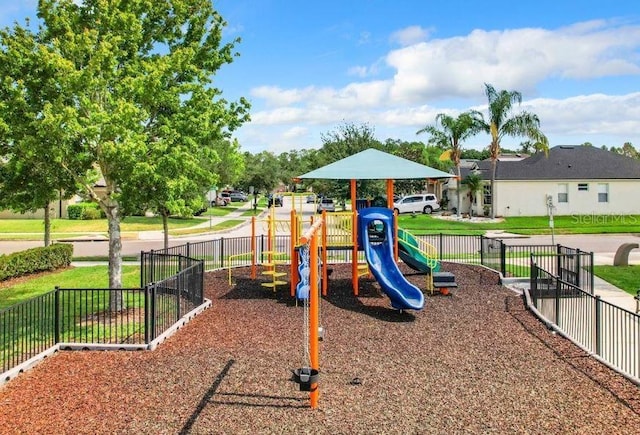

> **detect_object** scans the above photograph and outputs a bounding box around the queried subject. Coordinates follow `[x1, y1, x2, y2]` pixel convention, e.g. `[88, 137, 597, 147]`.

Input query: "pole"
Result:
[309, 226, 320, 408]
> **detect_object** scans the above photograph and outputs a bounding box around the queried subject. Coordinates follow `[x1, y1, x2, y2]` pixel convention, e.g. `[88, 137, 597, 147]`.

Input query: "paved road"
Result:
[1, 202, 639, 265]
[0, 196, 320, 257]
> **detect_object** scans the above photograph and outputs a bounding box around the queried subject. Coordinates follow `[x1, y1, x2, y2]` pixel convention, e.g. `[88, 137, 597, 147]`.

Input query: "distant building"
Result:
[444, 145, 640, 216]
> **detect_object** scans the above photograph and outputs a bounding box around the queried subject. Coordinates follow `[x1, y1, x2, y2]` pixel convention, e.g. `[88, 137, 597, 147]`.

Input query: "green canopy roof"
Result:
[298, 148, 454, 180]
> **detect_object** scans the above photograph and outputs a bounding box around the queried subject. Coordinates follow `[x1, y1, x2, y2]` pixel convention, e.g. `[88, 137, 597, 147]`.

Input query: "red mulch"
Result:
[0, 263, 639, 434]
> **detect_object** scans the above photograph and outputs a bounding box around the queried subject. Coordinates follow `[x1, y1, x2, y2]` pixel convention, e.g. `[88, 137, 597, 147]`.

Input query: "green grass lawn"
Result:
[593, 265, 640, 296]
[0, 266, 140, 309]
[399, 214, 640, 235]
[0, 216, 205, 234]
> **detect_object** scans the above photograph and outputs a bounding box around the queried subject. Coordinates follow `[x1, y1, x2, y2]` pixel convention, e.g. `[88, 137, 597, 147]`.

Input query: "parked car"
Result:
[306, 194, 316, 203]
[317, 198, 336, 213]
[393, 194, 440, 214]
[268, 194, 283, 207]
[229, 191, 248, 202]
[218, 192, 231, 205]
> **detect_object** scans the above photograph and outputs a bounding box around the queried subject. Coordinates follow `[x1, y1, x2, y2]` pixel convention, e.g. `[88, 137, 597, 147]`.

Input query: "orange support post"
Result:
[290, 210, 297, 297]
[321, 211, 328, 296]
[387, 179, 399, 262]
[350, 179, 359, 296]
[309, 224, 320, 408]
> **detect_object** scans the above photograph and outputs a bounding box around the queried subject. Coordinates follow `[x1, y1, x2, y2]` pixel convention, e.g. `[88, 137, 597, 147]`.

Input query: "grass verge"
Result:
[0, 265, 140, 309]
[593, 265, 640, 296]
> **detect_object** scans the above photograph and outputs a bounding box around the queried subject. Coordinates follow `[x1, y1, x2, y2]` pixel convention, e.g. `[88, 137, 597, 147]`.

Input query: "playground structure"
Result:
[227, 199, 453, 309]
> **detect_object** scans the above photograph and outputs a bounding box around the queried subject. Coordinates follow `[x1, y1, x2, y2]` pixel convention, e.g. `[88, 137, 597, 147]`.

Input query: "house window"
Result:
[483, 185, 492, 205]
[558, 183, 568, 203]
[577, 183, 589, 191]
[598, 183, 609, 203]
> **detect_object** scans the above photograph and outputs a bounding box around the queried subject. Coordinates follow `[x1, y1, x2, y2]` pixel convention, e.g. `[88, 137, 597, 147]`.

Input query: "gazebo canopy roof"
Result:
[298, 148, 454, 180]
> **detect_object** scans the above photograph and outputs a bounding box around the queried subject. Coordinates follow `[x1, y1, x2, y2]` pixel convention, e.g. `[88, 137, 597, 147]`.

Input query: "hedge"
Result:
[0, 243, 74, 282]
[67, 202, 103, 220]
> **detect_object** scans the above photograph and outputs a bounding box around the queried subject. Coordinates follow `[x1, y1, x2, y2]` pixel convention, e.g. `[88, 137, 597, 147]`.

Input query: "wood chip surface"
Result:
[1, 263, 639, 434]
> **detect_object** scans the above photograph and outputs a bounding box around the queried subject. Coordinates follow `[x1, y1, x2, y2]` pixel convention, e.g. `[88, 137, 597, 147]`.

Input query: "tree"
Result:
[461, 173, 483, 216]
[480, 83, 548, 218]
[4, 1, 250, 303]
[417, 111, 484, 216]
[316, 123, 382, 200]
[238, 151, 281, 195]
[618, 142, 639, 159]
[0, 23, 80, 246]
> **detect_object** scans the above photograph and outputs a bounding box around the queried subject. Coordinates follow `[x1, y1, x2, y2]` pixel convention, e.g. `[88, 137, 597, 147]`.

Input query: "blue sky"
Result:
[2, 1, 639, 154]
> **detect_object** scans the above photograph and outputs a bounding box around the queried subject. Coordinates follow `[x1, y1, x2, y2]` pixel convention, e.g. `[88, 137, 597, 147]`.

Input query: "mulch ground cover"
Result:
[1, 262, 639, 434]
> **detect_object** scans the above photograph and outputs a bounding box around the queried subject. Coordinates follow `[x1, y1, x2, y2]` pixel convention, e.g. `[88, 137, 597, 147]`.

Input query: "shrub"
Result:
[67, 202, 102, 220]
[0, 244, 74, 281]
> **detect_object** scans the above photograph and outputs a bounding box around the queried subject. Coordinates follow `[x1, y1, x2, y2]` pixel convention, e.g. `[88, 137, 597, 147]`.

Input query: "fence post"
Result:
[480, 235, 484, 266]
[439, 233, 443, 261]
[595, 295, 602, 356]
[220, 238, 225, 269]
[54, 286, 60, 344]
[140, 251, 145, 287]
[576, 249, 581, 288]
[529, 256, 536, 303]
[199, 262, 204, 304]
[500, 241, 506, 276]
[176, 267, 182, 321]
[150, 283, 157, 341]
[555, 275, 561, 327]
[590, 252, 595, 295]
[150, 250, 155, 284]
[144, 284, 150, 344]
[186, 242, 191, 259]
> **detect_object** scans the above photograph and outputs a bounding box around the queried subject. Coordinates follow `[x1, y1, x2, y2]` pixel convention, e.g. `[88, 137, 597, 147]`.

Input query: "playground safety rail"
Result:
[528, 255, 640, 385]
[1, 253, 206, 383]
[2, 232, 597, 384]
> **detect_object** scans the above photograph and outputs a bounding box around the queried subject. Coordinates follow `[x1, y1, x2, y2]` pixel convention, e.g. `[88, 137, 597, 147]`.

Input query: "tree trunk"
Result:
[105, 202, 124, 311]
[455, 164, 462, 217]
[162, 209, 169, 250]
[490, 160, 497, 219]
[43, 201, 51, 247]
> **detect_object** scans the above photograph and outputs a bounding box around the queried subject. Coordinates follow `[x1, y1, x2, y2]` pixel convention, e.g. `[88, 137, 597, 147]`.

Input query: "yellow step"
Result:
[261, 281, 287, 288]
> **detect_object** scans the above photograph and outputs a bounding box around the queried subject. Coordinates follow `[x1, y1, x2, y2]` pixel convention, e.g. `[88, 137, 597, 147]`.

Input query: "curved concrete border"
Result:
[613, 243, 639, 266]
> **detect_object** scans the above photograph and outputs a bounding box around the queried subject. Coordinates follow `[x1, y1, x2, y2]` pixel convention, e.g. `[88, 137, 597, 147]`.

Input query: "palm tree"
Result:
[461, 172, 483, 216]
[481, 83, 549, 218]
[417, 111, 484, 216]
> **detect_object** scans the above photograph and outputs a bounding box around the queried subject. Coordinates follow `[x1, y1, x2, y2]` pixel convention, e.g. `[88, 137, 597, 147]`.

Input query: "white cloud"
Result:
[390, 25, 431, 46]
[526, 93, 640, 137]
[240, 20, 640, 151]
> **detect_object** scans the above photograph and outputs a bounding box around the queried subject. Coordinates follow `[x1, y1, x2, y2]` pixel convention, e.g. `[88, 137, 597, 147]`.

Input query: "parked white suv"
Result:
[393, 194, 440, 214]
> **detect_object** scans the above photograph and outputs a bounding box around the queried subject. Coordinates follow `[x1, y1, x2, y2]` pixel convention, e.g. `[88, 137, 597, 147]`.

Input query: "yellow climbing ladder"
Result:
[261, 251, 288, 292]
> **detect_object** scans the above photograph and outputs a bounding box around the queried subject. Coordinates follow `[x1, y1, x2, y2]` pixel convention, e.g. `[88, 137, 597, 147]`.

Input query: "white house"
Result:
[445, 145, 640, 217]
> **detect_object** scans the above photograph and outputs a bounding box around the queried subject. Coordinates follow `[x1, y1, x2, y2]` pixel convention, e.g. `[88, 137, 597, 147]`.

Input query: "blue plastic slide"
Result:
[357, 207, 424, 311]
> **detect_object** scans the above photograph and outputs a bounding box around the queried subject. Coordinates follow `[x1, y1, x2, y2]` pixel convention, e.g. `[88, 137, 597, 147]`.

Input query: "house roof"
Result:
[496, 145, 640, 180]
[298, 148, 454, 180]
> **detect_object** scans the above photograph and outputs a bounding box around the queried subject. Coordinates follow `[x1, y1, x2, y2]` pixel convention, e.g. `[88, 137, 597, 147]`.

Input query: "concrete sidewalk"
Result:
[137, 201, 264, 240]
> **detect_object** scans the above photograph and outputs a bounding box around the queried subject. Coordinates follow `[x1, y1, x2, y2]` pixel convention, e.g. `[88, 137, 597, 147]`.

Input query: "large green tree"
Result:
[0, 24, 80, 246]
[315, 123, 383, 200]
[417, 111, 484, 216]
[238, 151, 281, 195]
[481, 83, 548, 218]
[2, 1, 250, 299]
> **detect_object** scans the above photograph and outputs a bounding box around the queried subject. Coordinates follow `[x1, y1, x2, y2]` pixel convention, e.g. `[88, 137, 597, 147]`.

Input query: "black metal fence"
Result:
[529, 256, 640, 382]
[2, 232, 599, 380]
[1, 254, 204, 377]
[409, 235, 593, 292]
